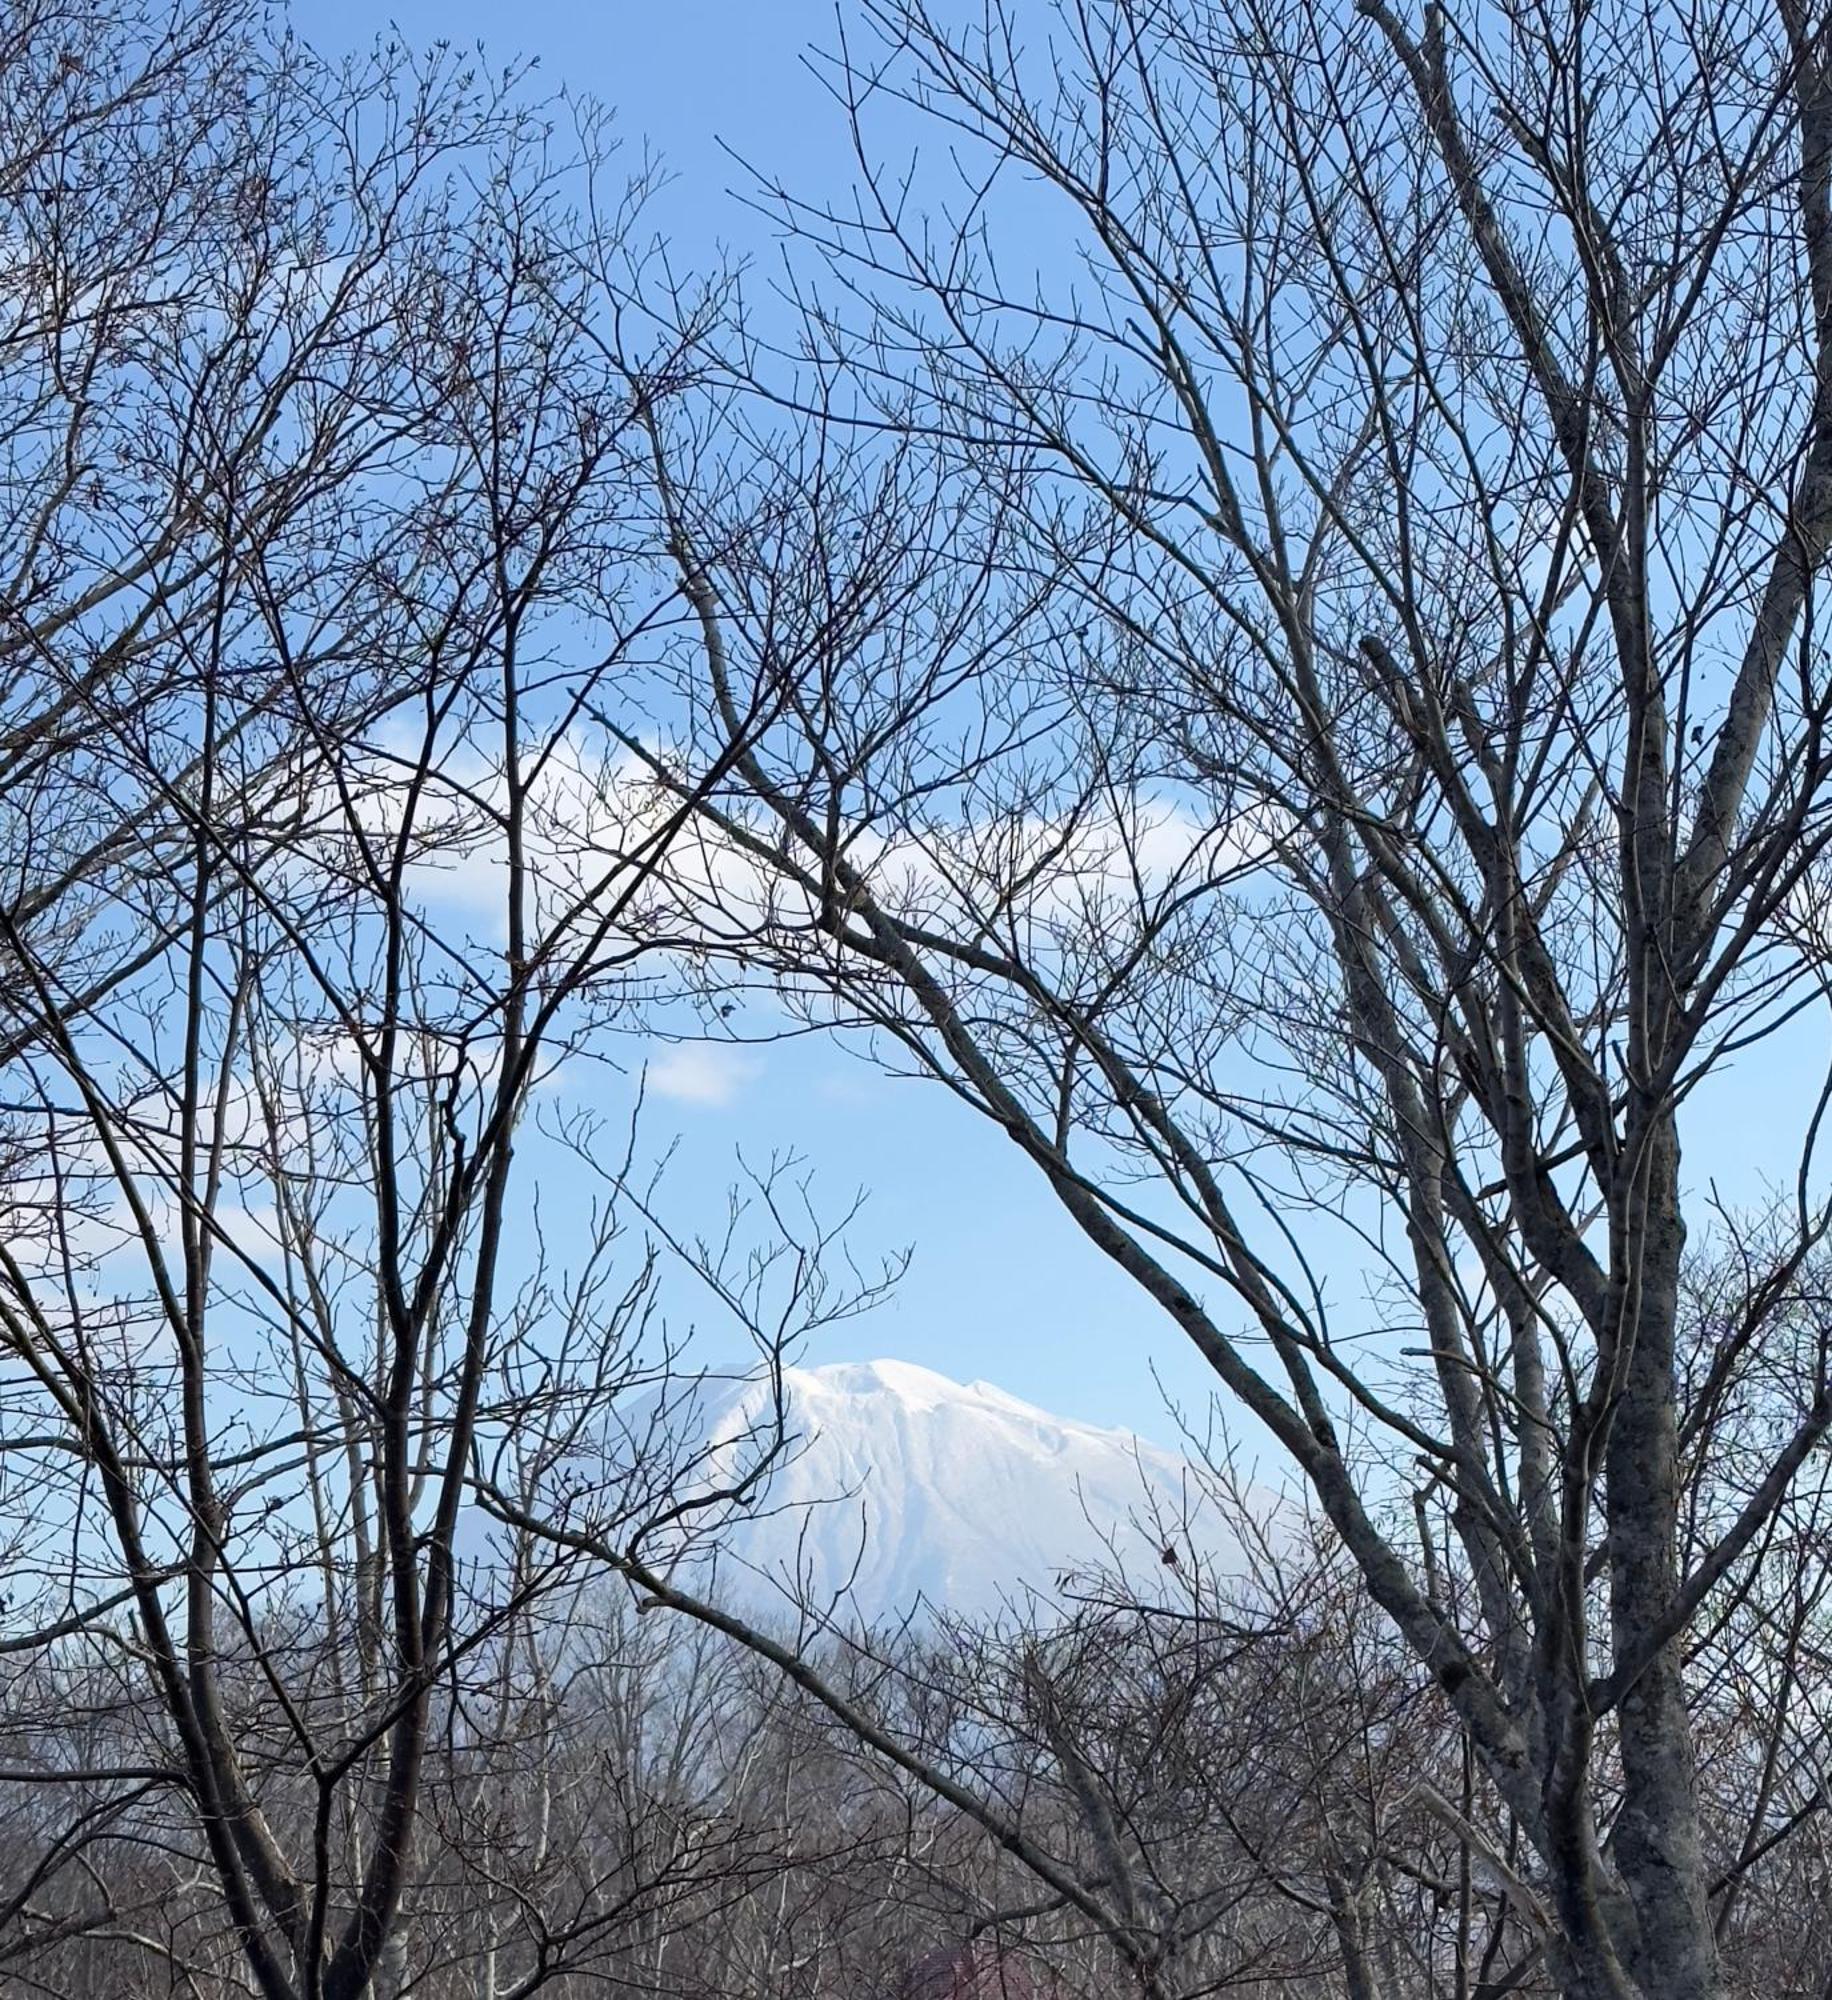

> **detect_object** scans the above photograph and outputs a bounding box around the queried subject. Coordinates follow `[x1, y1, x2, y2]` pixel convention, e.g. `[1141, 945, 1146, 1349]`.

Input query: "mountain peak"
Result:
[675, 1355, 1228, 1623]
[794, 1356, 964, 1408]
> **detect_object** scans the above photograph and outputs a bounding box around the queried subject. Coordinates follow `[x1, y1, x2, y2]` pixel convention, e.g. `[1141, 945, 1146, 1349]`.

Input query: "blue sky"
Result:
[295, 0, 1830, 1459]
[315, 0, 857, 229]
[285, 0, 1233, 1451]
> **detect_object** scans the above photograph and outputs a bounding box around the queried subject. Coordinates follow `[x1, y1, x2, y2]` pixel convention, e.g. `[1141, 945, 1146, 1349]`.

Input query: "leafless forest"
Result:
[5, 0, 1832, 1994]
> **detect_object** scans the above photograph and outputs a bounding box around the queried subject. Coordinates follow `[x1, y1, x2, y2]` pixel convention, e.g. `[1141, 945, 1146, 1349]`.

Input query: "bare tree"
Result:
[15, 4, 1832, 1997]
[582, 1, 1832, 1993]
[0, 5, 867, 1994]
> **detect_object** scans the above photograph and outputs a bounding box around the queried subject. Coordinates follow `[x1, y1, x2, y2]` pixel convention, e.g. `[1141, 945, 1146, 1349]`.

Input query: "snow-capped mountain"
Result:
[662, 1357, 1242, 1623]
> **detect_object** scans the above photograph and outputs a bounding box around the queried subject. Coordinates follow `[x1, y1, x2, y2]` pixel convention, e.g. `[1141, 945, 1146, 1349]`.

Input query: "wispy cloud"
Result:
[645, 1044, 761, 1108]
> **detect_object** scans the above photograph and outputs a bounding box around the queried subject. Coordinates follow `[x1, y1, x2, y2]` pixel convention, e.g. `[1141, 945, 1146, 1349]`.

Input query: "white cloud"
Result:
[645, 1044, 761, 1109]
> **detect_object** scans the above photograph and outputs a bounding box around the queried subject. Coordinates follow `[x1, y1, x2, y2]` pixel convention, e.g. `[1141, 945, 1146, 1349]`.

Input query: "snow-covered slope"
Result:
[662, 1357, 1236, 1623]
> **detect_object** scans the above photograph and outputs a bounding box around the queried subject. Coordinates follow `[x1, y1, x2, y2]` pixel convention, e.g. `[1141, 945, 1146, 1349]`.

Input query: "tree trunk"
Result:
[1606, 1120, 1719, 2000]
